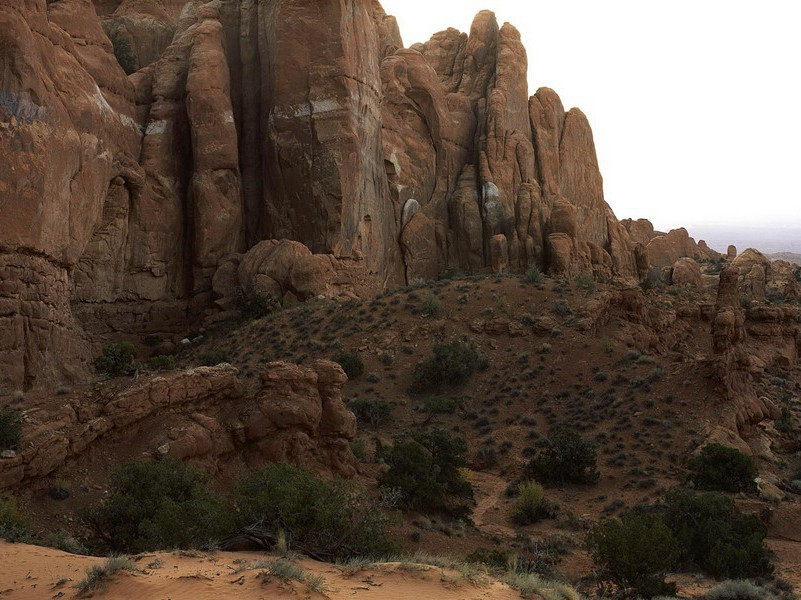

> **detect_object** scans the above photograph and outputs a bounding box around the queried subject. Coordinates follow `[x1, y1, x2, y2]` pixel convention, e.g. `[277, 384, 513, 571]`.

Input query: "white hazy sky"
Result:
[380, 0, 801, 233]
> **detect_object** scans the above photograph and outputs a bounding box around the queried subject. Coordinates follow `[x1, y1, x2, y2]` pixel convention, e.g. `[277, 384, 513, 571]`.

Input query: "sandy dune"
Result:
[0, 541, 523, 599]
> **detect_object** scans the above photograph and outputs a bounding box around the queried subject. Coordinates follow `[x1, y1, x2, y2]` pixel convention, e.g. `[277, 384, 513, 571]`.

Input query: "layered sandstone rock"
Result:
[1, 0, 652, 389]
[0, 360, 357, 489]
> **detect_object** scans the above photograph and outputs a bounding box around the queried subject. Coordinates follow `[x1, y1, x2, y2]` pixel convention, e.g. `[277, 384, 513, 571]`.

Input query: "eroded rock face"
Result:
[2, 0, 651, 389]
[0, 360, 357, 489]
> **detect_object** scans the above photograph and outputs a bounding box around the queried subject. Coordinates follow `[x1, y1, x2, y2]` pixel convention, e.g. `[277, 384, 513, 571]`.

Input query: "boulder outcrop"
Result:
[0, 360, 357, 489]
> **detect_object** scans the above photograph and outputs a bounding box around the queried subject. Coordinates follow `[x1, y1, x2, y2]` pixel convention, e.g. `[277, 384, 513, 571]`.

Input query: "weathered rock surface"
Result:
[0, 360, 357, 489]
[0, 0, 721, 389]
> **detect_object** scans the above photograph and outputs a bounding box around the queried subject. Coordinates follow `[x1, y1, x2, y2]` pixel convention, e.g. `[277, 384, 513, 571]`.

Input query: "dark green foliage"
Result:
[466, 547, 514, 570]
[586, 511, 679, 598]
[509, 481, 553, 525]
[349, 397, 393, 427]
[94, 341, 137, 376]
[147, 355, 176, 372]
[421, 396, 458, 416]
[379, 428, 472, 515]
[688, 444, 758, 493]
[526, 428, 599, 485]
[109, 30, 137, 75]
[660, 489, 772, 578]
[333, 351, 364, 379]
[86, 459, 232, 553]
[0, 494, 30, 542]
[243, 294, 281, 319]
[522, 266, 543, 285]
[410, 341, 486, 393]
[198, 349, 229, 366]
[0, 405, 22, 450]
[234, 463, 397, 560]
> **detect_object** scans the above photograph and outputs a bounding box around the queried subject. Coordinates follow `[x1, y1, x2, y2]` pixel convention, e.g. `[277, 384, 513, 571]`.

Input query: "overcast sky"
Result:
[380, 0, 801, 233]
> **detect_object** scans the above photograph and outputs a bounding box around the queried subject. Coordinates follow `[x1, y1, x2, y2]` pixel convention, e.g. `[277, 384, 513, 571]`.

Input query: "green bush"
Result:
[86, 458, 231, 553]
[198, 349, 229, 366]
[660, 489, 772, 579]
[243, 293, 281, 319]
[0, 405, 22, 450]
[410, 341, 486, 393]
[522, 266, 543, 285]
[349, 397, 393, 427]
[421, 295, 444, 318]
[94, 341, 137, 376]
[704, 580, 773, 600]
[0, 494, 30, 542]
[586, 511, 679, 598]
[526, 428, 599, 485]
[333, 351, 364, 379]
[509, 481, 550, 525]
[234, 463, 397, 560]
[379, 428, 472, 515]
[421, 396, 458, 417]
[688, 444, 758, 493]
[147, 355, 176, 372]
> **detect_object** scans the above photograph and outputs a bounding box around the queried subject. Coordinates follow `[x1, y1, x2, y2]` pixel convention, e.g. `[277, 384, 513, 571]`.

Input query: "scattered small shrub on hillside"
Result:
[94, 341, 137, 376]
[688, 444, 758, 493]
[704, 580, 773, 600]
[198, 349, 229, 366]
[465, 547, 514, 571]
[349, 397, 393, 427]
[146, 355, 176, 372]
[332, 351, 364, 379]
[410, 341, 487, 393]
[575, 272, 595, 291]
[76, 556, 136, 596]
[379, 428, 472, 515]
[235, 463, 397, 560]
[421, 396, 458, 419]
[522, 266, 543, 285]
[509, 481, 552, 525]
[660, 489, 773, 578]
[243, 293, 281, 319]
[526, 428, 599, 485]
[586, 511, 679, 598]
[0, 405, 22, 450]
[0, 494, 30, 542]
[421, 295, 444, 318]
[350, 438, 367, 461]
[86, 458, 232, 553]
[553, 299, 572, 317]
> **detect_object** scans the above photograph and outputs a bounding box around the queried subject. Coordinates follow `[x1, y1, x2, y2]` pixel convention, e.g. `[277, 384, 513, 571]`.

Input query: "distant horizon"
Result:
[645, 222, 801, 256]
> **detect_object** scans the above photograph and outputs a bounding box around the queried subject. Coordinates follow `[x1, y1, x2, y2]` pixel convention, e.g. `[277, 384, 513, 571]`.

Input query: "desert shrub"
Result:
[509, 481, 551, 525]
[379, 428, 472, 515]
[243, 293, 281, 319]
[688, 444, 758, 493]
[522, 266, 543, 285]
[704, 580, 773, 600]
[146, 355, 176, 372]
[76, 556, 136, 596]
[0, 405, 22, 450]
[410, 341, 486, 393]
[421, 295, 444, 318]
[198, 349, 229, 366]
[86, 458, 232, 553]
[332, 351, 364, 379]
[94, 341, 137, 376]
[234, 463, 397, 560]
[349, 397, 393, 427]
[421, 396, 458, 417]
[586, 511, 679, 598]
[350, 438, 367, 461]
[660, 489, 772, 578]
[575, 272, 595, 291]
[0, 494, 30, 542]
[466, 547, 514, 570]
[553, 299, 572, 316]
[526, 428, 599, 485]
